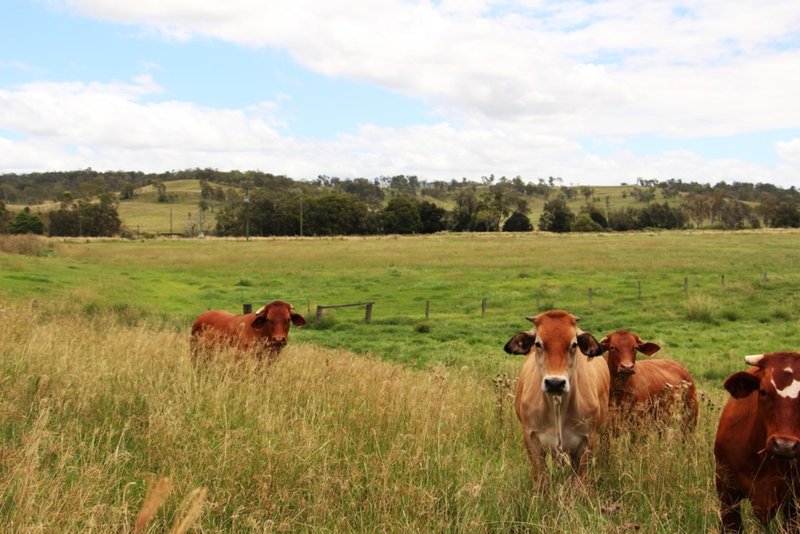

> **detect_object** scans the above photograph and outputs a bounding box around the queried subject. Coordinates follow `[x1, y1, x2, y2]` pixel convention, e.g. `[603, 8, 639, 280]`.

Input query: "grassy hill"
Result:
[116, 179, 219, 236]
[8, 179, 683, 235]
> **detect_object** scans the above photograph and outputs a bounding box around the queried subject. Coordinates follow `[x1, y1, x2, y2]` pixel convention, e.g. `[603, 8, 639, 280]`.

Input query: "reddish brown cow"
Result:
[191, 300, 306, 359]
[598, 329, 698, 429]
[715, 352, 800, 533]
[504, 310, 609, 478]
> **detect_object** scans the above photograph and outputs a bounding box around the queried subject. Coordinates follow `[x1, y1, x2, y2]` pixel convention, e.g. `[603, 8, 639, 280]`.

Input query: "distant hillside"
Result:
[2, 169, 798, 235]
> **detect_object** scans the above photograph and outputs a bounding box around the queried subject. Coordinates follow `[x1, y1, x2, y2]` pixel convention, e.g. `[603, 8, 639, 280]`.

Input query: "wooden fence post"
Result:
[588, 287, 593, 305]
[637, 280, 642, 300]
[365, 302, 373, 323]
[316, 305, 324, 322]
[243, 303, 252, 314]
[481, 298, 488, 317]
[425, 300, 430, 320]
[684, 277, 688, 294]
[721, 274, 725, 287]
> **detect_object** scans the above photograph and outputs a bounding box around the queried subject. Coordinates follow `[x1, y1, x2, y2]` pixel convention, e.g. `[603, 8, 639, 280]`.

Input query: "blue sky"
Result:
[1, 0, 799, 186]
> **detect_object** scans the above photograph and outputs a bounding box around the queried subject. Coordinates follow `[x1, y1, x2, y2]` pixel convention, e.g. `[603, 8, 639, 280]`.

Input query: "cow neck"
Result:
[552, 394, 565, 453]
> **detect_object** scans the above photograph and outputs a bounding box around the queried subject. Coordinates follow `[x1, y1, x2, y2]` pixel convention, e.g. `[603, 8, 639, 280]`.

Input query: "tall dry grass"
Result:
[0, 305, 752, 532]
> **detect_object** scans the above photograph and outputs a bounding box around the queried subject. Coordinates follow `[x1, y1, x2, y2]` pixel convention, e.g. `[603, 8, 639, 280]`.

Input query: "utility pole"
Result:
[244, 182, 251, 241]
[299, 195, 303, 237]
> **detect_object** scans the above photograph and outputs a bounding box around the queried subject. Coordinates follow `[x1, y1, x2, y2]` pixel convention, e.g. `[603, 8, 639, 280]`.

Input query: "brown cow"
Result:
[504, 310, 609, 478]
[191, 300, 306, 359]
[715, 352, 800, 533]
[598, 329, 698, 429]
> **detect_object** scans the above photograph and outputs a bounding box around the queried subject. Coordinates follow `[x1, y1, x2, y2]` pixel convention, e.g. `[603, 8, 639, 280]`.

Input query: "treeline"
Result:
[0, 193, 121, 237]
[1, 169, 799, 237]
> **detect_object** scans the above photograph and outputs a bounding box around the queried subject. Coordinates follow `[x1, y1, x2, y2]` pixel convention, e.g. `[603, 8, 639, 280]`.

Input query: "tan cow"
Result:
[599, 329, 698, 429]
[504, 310, 609, 478]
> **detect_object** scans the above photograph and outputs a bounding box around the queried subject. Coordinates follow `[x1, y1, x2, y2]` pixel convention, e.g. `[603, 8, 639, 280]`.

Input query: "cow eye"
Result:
[571, 341, 578, 350]
[759, 389, 767, 397]
[534, 340, 543, 350]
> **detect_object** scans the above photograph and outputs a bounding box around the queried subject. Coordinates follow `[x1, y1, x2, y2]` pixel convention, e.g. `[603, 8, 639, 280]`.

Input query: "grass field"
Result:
[1, 230, 799, 531]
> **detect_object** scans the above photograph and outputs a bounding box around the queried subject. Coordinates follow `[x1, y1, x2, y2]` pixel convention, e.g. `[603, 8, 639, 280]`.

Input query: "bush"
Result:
[571, 214, 604, 232]
[502, 211, 533, 232]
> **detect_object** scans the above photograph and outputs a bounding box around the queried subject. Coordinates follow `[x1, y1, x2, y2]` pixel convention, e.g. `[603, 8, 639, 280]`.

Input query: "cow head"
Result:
[504, 310, 603, 396]
[251, 300, 306, 350]
[598, 330, 660, 376]
[725, 352, 800, 459]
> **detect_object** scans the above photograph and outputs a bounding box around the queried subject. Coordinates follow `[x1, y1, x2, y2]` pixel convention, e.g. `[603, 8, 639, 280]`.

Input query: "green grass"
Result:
[0, 306, 733, 531]
[2, 230, 799, 378]
[1, 231, 798, 530]
[116, 179, 217, 235]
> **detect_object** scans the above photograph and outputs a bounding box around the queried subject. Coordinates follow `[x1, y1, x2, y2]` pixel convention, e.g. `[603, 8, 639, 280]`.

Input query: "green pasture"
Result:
[2, 231, 799, 531]
[1, 230, 799, 380]
[116, 179, 217, 235]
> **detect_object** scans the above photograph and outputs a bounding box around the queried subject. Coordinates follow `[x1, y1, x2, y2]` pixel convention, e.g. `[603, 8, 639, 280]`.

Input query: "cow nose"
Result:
[618, 363, 635, 375]
[543, 377, 567, 395]
[270, 335, 287, 344]
[769, 437, 800, 458]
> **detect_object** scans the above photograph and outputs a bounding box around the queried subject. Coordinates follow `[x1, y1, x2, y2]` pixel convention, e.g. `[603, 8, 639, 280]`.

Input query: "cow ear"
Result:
[637, 341, 661, 356]
[724, 372, 761, 399]
[577, 332, 604, 357]
[251, 315, 267, 328]
[291, 313, 306, 327]
[504, 332, 535, 355]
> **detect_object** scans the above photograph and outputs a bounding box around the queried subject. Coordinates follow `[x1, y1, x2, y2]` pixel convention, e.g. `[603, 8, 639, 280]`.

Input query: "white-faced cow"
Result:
[191, 300, 306, 360]
[715, 352, 800, 533]
[503, 310, 609, 478]
[599, 329, 698, 429]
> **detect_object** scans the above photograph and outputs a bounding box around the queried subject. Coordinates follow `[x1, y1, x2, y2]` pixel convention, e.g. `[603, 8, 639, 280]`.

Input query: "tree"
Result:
[768, 203, 800, 228]
[48, 194, 122, 236]
[502, 211, 533, 232]
[538, 197, 574, 233]
[305, 193, 372, 235]
[418, 201, 447, 234]
[9, 207, 45, 235]
[381, 196, 421, 234]
[637, 202, 686, 229]
[450, 187, 481, 231]
[571, 213, 604, 232]
[719, 200, 752, 229]
[0, 201, 10, 233]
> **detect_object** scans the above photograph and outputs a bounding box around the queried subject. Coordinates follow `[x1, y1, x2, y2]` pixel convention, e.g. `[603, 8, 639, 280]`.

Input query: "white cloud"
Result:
[777, 139, 800, 164]
[59, 0, 800, 137]
[4, 0, 796, 185]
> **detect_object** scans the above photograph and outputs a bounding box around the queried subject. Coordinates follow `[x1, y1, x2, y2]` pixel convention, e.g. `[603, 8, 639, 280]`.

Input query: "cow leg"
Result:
[785, 497, 800, 534]
[716, 485, 743, 534]
[570, 437, 590, 476]
[522, 431, 546, 488]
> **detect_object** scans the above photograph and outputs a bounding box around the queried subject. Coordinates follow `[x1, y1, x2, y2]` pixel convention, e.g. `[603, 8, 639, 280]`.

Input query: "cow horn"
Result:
[255, 305, 266, 315]
[525, 315, 536, 323]
[744, 354, 765, 366]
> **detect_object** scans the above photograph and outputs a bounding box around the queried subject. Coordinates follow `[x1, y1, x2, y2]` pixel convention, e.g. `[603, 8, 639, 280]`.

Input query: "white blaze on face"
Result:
[772, 377, 800, 399]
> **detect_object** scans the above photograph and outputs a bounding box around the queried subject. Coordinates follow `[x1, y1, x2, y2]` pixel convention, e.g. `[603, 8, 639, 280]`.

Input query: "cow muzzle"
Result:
[542, 376, 569, 396]
[617, 363, 635, 375]
[268, 337, 287, 349]
[768, 436, 800, 458]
